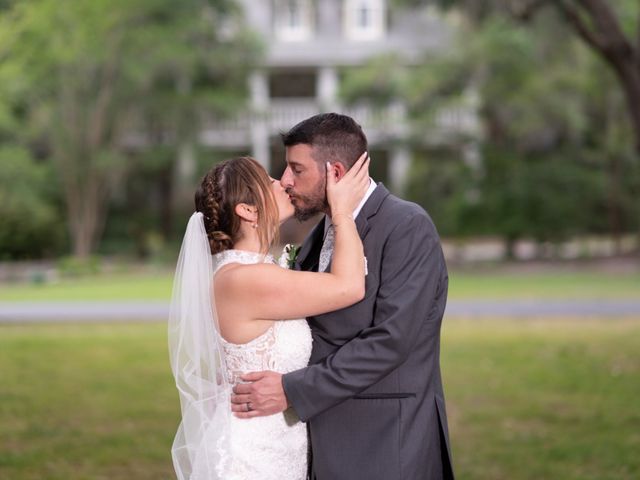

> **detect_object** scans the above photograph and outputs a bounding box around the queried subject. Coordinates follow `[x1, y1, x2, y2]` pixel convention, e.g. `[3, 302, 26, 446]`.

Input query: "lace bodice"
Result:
[211, 249, 312, 480]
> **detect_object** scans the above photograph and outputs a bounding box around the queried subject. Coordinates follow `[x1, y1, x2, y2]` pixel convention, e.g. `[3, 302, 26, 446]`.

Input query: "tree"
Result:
[0, 146, 63, 259]
[0, 0, 259, 258]
[379, 2, 639, 254]
[413, 0, 640, 156]
[512, 0, 640, 156]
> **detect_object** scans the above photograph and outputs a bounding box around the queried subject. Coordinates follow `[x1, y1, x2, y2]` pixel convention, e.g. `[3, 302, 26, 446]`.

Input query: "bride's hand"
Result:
[326, 152, 370, 218]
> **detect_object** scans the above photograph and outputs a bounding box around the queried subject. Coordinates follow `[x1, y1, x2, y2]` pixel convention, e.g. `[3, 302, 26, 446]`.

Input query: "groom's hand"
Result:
[231, 371, 288, 418]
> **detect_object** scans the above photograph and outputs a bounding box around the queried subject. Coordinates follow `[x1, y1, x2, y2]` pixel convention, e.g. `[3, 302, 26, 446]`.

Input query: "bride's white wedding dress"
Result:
[169, 214, 312, 480]
[213, 249, 312, 480]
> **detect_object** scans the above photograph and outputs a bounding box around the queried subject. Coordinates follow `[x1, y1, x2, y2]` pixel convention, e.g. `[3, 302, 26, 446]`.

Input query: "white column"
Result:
[176, 75, 196, 190]
[390, 146, 411, 194]
[317, 66, 339, 112]
[177, 142, 196, 182]
[174, 141, 196, 210]
[249, 70, 270, 172]
[250, 69, 269, 110]
[389, 101, 411, 194]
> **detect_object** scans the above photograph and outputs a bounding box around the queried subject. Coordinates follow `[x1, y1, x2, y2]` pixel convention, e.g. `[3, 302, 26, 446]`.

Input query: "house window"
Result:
[269, 71, 316, 98]
[357, 4, 370, 28]
[345, 0, 385, 41]
[275, 0, 313, 41]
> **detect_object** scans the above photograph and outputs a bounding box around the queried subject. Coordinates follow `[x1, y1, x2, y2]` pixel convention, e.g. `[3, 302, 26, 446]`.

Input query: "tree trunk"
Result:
[67, 185, 103, 259]
[60, 150, 109, 260]
[510, 0, 640, 155]
[607, 153, 622, 254]
[614, 64, 640, 156]
[505, 236, 517, 260]
[555, 0, 640, 155]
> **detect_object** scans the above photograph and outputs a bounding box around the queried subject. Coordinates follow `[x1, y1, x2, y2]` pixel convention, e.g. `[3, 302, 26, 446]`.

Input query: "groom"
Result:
[232, 113, 454, 479]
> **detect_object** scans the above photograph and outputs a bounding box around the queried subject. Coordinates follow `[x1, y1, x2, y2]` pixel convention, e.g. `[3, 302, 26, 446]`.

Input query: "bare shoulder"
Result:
[214, 262, 284, 294]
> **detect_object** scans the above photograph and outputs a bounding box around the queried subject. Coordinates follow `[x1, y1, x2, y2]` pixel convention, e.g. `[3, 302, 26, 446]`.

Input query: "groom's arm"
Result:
[282, 209, 445, 422]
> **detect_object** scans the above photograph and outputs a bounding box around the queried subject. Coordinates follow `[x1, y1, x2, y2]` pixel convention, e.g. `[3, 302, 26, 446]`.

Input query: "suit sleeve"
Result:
[282, 211, 445, 421]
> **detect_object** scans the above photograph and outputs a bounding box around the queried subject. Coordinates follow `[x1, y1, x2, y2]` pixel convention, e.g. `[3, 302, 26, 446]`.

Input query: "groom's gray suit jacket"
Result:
[283, 184, 454, 480]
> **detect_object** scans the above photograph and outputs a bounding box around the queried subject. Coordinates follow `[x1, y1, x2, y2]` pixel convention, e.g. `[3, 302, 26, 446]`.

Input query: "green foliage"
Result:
[475, 147, 607, 242]
[56, 255, 102, 277]
[615, 0, 640, 38]
[407, 146, 609, 245]
[340, 54, 409, 107]
[396, 8, 640, 244]
[0, 146, 64, 259]
[406, 147, 473, 236]
[0, 0, 261, 258]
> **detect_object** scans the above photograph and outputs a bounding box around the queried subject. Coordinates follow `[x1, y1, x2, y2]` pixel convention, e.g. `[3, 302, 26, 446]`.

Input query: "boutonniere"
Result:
[279, 243, 301, 269]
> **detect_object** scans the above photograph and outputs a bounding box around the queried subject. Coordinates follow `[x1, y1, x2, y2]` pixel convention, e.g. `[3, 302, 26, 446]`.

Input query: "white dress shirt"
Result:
[324, 178, 377, 235]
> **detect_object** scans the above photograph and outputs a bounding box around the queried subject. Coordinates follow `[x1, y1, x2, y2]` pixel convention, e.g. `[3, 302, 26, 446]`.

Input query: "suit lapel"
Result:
[295, 183, 390, 272]
[355, 183, 390, 239]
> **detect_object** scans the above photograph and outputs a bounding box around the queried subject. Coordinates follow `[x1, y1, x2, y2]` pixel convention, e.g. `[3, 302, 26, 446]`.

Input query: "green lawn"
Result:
[1, 319, 638, 479]
[443, 319, 640, 479]
[0, 273, 173, 302]
[0, 323, 178, 480]
[451, 271, 640, 299]
[1, 270, 639, 301]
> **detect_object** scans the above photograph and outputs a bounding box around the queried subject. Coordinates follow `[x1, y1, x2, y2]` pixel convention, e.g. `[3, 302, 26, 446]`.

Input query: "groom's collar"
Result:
[324, 178, 377, 236]
[357, 182, 389, 220]
[354, 182, 389, 238]
[295, 182, 390, 271]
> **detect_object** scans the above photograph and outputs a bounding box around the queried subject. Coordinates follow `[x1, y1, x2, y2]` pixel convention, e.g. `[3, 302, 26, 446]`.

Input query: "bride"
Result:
[169, 153, 370, 479]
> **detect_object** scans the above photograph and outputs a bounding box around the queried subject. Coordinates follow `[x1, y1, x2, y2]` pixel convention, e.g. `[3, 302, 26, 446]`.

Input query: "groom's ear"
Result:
[331, 161, 347, 182]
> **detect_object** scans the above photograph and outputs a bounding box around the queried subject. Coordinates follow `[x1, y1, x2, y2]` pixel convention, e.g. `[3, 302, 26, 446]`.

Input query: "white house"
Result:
[197, 0, 473, 192]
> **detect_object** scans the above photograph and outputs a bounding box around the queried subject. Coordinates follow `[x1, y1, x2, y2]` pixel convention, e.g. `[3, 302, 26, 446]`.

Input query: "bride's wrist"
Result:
[332, 212, 354, 225]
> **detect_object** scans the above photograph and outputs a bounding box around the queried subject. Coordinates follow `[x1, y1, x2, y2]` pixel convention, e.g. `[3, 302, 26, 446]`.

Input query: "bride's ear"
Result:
[235, 203, 258, 224]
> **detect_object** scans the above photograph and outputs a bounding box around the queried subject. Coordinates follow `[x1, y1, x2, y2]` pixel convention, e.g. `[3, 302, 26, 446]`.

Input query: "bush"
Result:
[0, 146, 64, 259]
[56, 255, 102, 277]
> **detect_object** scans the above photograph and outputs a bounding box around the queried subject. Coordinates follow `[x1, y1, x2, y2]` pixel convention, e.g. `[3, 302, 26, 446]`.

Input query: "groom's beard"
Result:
[287, 178, 328, 222]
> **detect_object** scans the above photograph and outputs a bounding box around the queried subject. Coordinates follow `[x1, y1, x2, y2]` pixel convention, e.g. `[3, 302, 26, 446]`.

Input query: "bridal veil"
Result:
[168, 212, 231, 479]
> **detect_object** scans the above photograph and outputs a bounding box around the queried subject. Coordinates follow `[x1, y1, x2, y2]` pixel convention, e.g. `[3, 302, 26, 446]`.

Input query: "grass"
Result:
[450, 271, 640, 300]
[1, 319, 639, 479]
[0, 273, 173, 302]
[442, 319, 640, 479]
[0, 323, 178, 480]
[1, 270, 639, 302]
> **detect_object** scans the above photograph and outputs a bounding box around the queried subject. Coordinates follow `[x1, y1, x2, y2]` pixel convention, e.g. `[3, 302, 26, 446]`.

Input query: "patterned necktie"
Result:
[318, 224, 335, 272]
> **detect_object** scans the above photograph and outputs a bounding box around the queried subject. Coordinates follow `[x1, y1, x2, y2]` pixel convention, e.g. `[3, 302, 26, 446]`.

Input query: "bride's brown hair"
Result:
[195, 157, 279, 255]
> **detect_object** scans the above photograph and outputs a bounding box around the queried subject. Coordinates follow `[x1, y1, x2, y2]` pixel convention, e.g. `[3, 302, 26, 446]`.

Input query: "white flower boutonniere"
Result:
[279, 244, 301, 269]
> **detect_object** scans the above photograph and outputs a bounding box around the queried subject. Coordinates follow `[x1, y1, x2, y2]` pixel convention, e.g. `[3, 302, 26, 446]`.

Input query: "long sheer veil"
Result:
[168, 212, 231, 479]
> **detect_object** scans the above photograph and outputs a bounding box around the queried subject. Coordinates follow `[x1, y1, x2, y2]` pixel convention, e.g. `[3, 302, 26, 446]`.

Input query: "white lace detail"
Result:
[211, 249, 312, 480]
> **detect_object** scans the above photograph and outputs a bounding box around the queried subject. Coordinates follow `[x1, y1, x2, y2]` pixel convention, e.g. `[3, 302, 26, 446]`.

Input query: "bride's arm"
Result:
[216, 154, 370, 321]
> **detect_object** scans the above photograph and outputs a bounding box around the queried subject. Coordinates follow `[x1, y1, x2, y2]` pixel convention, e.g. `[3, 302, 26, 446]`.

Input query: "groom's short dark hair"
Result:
[281, 113, 368, 170]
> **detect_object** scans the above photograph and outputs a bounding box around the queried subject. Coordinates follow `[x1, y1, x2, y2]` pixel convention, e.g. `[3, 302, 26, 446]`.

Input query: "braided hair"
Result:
[194, 157, 279, 255]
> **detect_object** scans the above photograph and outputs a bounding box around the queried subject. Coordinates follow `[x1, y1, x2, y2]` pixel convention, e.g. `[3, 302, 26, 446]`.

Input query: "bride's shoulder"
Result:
[214, 260, 281, 292]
